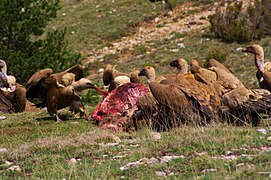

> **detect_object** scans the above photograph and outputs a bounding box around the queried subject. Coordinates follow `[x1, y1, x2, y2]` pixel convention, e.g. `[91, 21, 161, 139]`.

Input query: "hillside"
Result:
[1, 0, 271, 179]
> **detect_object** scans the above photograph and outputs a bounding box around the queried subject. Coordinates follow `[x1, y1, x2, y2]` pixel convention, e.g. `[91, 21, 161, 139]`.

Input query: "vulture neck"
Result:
[254, 52, 265, 72]
[177, 66, 188, 75]
[147, 73, 156, 84]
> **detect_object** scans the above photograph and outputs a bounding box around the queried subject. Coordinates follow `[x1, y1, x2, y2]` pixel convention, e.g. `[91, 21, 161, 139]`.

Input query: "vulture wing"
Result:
[167, 74, 220, 117]
[64, 64, 84, 81]
[208, 59, 233, 74]
[0, 91, 16, 113]
[210, 67, 244, 90]
[26, 68, 53, 101]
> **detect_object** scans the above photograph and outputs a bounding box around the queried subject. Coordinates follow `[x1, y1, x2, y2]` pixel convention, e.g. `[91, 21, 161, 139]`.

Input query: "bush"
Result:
[209, 0, 271, 43]
[0, 0, 80, 83]
[205, 47, 227, 67]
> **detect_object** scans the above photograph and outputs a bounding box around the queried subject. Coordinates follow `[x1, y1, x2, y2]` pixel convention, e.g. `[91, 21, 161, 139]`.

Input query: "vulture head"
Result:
[103, 64, 114, 86]
[169, 58, 188, 74]
[72, 78, 98, 92]
[237, 44, 265, 72]
[139, 66, 156, 83]
[190, 60, 201, 74]
[237, 44, 264, 56]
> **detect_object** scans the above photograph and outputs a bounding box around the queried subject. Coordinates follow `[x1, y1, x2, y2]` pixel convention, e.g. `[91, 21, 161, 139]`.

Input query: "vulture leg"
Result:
[54, 114, 62, 123]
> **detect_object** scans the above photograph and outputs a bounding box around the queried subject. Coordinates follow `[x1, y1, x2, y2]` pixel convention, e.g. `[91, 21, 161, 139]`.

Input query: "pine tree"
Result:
[0, 0, 80, 83]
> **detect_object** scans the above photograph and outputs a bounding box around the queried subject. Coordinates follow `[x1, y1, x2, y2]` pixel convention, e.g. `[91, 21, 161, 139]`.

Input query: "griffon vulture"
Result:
[103, 64, 140, 92]
[237, 44, 271, 92]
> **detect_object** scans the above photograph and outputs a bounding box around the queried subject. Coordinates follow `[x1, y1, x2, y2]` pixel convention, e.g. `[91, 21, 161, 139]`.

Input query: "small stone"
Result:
[201, 168, 217, 172]
[0, 116, 6, 120]
[156, 171, 166, 177]
[68, 158, 77, 165]
[236, 163, 244, 167]
[113, 136, 121, 143]
[150, 132, 161, 140]
[267, 136, 271, 141]
[0, 148, 8, 155]
[3, 161, 12, 166]
[154, 17, 160, 22]
[178, 43, 185, 48]
[226, 151, 232, 155]
[8, 165, 21, 172]
[257, 128, 267, 134]
[170, 49, 179, 52]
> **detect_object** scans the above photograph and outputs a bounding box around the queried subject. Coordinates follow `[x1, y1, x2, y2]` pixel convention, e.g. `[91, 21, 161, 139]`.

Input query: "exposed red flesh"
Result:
[92, 83, 149, 123]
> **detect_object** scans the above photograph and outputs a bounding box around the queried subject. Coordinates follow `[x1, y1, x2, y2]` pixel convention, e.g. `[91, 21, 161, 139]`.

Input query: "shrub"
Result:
[0, 0, 80, 83]
[205, 47, 227, 67]
[209, 0, 271, 43]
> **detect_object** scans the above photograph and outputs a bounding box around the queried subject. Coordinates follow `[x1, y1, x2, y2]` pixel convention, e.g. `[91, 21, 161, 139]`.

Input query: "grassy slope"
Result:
[1, 0, 271, 179]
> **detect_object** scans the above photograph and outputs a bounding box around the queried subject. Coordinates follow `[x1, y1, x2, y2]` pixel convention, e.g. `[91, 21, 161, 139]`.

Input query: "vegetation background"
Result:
[1, 0, 271, 179]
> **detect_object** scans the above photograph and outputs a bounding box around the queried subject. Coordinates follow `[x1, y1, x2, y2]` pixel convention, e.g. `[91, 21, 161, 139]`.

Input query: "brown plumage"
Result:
[209, 66, 244, 92]
[190, 60, 217, 83]
[0, 60, 29, 113]
[148, 73, 221, 128]
[169, 58, 189, 75]
[221, 86, 271, 126]
[103, 64, 140, 92]
[137, 65, 220, 130]
[208, 59, 233, 74]
[238, 44, 271, 92]
[44, 76, 87, 122]
[26, 65, 98, 121]
[26, 65, 93, 105]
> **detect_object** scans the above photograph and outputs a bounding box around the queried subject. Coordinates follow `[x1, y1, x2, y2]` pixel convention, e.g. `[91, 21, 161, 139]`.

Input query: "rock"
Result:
[156, 171, 167, 177]
[8, 165, 21, 172]
[2, 161, 12, 166]
[201, 168, 217, 173]
[178, 43, 186, 48]
[267, 137, 271, 141]
[112, 136, 121, 143]
[0, 148, 8, 155]
[257, 128, 267, 134]
[0, 116, 6, 120]
[68, 158, 77, 165]
[150, 132, 161, 140]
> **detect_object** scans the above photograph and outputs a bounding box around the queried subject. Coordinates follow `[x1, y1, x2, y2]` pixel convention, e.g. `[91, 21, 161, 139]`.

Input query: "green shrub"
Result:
[205, 47, 227, 67]
[0, 0, 80, 83]
[209, 0, 271, 43]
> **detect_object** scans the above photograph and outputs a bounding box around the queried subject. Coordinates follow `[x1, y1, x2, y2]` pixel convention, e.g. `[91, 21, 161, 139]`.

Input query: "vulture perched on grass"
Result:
[137, 63, 221, 131]
[0, 60, 33, 113]
[103, 64, 140, 92]
[237, 44, 271, 92]
[26, 65, 100, 122]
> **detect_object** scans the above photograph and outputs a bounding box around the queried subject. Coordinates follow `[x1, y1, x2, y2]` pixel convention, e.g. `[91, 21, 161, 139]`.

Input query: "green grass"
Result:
[2, 0, 271, 179]
[1, 112, 271, 179]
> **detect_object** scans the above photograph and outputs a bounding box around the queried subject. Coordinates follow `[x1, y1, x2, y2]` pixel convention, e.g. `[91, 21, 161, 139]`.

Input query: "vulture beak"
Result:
[86, 81, 97, 89]
[237, 47, 250, 53]
[138, 69, 147, 76]
[169, 59, 179, 68]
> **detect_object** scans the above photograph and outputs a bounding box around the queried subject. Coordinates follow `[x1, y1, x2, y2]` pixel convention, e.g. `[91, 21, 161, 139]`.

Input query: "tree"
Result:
[0, 0, 80, 83]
